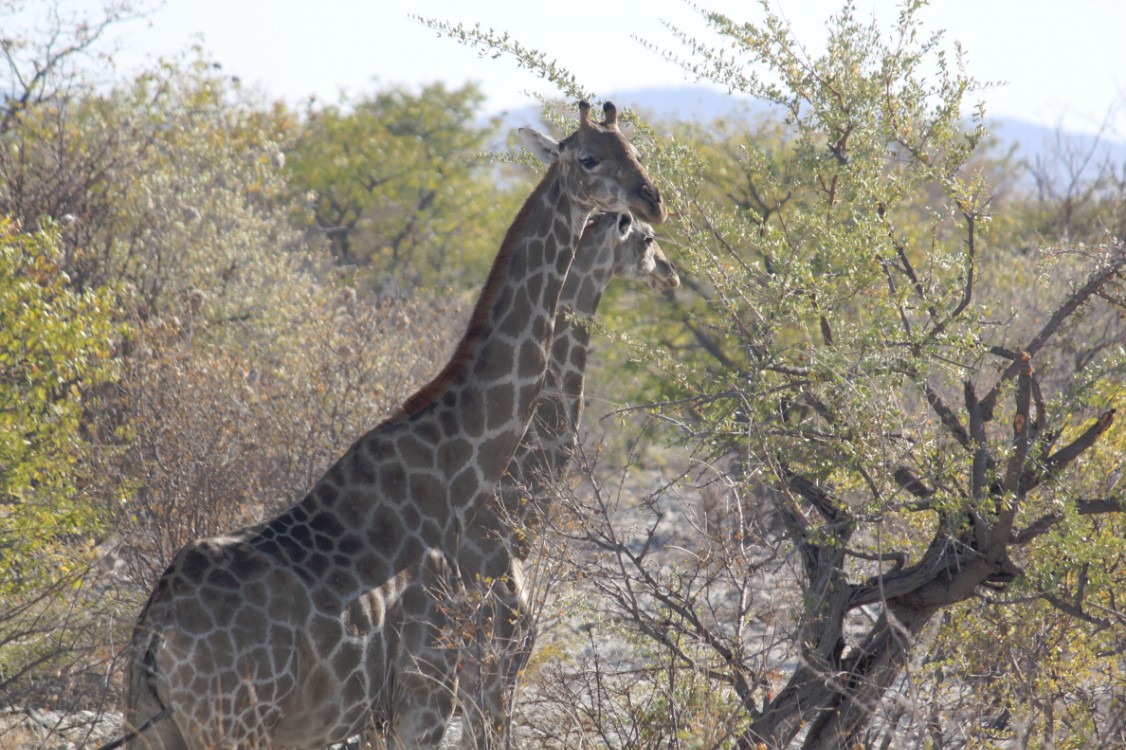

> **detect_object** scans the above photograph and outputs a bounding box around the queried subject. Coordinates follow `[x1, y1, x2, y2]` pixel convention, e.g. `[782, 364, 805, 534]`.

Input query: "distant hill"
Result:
[986, 118, 1126, 185]
[493, 86, 1126, 186]
[491, 86, 764, 133]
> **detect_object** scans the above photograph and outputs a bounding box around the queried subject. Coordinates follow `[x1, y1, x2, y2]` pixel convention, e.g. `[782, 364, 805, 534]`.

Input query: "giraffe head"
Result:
[584, 211, 680, 291]
[519, 101, 667, 225]
[599, 211, 675, 290]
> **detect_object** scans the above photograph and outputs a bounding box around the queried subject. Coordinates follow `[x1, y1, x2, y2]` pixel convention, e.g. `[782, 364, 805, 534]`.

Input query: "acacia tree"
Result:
[284, 82, 517, 292]
[429, 1, 1125, 747]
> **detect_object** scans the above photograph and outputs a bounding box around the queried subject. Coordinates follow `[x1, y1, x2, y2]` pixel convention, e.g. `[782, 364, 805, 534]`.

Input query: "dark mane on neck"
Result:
[389, 163, 561, 421]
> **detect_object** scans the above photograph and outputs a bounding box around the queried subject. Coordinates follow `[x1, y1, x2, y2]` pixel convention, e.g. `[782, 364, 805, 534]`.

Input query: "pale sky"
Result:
[65, 0, 1126, 140]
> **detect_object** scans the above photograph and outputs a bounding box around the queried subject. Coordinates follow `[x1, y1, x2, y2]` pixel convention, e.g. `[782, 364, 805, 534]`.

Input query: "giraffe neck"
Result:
[392, 163, 589, 517]
[541, 249, 612, 428]
[495, 240, 615, 540]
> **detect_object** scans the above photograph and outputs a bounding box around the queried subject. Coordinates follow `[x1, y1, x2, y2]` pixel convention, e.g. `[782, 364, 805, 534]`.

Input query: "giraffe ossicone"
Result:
[121, 100, 666, 750]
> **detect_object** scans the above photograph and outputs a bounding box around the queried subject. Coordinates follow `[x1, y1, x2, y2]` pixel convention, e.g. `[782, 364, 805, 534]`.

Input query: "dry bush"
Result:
[500, 443, 789, 748]
[106, 285, 464, 591]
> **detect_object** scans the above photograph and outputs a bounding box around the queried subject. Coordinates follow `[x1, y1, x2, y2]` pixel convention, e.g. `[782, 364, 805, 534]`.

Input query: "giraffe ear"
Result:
[518, 127, 561, 164]
[615, 212, 633, 239]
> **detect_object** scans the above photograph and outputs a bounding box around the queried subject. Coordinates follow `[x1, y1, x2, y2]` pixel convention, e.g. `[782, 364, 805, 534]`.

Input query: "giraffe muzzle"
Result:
[649, 264, 680, 291]
[636, 183, 667, 224]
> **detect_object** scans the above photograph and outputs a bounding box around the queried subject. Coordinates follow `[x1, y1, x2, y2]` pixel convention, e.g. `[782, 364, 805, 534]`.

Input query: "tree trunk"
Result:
[800, 602, 936, 749]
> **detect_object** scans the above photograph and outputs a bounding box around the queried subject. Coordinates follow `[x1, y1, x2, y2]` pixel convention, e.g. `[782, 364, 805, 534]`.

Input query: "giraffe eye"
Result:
[579, 157, 599, 170]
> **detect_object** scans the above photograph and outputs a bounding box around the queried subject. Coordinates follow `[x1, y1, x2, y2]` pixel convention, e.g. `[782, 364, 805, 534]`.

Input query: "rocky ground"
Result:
[1, 707, 123, 750]
[0, 707, 469, 749]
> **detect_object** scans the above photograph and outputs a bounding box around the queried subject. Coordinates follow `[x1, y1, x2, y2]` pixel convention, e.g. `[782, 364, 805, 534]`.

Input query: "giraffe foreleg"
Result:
[385, 548, 461, 749]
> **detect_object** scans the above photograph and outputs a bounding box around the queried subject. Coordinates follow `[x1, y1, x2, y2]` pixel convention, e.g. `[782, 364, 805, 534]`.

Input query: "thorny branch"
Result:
[981, 247, 1126, 413]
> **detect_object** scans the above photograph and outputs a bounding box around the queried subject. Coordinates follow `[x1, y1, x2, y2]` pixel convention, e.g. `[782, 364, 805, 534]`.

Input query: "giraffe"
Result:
[356, 211, 679, 750]
[122, 100, 666, 750]
[453, 211, 680, 748]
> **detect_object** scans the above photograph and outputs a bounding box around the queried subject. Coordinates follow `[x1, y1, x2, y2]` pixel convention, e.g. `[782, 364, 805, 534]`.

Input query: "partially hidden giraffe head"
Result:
[581, 211, 680, 291]
[519, 101, 668, 225]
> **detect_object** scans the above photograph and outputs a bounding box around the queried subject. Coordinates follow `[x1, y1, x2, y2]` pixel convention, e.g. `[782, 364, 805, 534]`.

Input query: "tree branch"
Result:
[984, 355, 1032, 553]
[1012, 497, 1125, 545]
[1041, 593, 1111, 629]
[981, 248, 1126, 413]
[892, 466, 933, 499]
[1021, 410, 1117, 493]
[923, 383, 971, 450]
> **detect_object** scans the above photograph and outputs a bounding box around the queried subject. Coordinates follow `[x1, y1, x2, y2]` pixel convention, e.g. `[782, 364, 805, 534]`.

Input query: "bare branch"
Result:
[1012, 497, 1125, 545]
[923, 383, 971, 450]
[892, 466, 933, 499]
[845, 547, 906, 570]
[1041, 593, 1112, 629]
[1021, 410, 1117, 493]
[786, 470, 850, 527]
[1001, 354, 1033, 499]
[982, 247, 1126, 413]
[964, 380, 989, 506]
